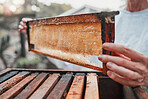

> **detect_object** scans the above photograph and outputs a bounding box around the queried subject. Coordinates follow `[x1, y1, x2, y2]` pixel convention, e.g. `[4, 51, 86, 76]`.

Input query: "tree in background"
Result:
[0, 0, 72, 69]
[0, 0, 72, 17]
[0, 0, 72, 29]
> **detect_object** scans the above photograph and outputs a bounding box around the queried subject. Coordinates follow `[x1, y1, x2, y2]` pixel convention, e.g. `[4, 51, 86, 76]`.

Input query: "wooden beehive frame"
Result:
[26, 11, 119, 74]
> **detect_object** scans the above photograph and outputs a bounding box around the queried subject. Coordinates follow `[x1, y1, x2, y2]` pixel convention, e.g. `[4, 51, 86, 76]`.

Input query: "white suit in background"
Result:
[115, 8, 148, 57]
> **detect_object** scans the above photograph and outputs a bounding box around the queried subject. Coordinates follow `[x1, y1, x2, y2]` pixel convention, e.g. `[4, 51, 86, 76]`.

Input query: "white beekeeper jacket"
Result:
[115, 8, 148, 57]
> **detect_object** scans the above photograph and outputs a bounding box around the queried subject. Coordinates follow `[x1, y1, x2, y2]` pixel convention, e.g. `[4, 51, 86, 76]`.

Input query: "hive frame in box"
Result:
[0, 68, 147, 99]
[26, 11, 119, 74]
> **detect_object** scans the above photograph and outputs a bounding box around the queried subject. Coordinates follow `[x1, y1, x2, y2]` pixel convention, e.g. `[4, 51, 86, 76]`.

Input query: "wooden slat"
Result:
[10, 68, 102, 75]
[84, 73, 99, 99]
[66, 73, 85, 99]
[0, 68, 12, 77]
[29, 73, 60, 99]
[15, 73, 48, 99]
[47, 73, 73, 99]
[0, 71, 18, 84]
[0, 71, 30, 95]
[0, 73, 39, 99]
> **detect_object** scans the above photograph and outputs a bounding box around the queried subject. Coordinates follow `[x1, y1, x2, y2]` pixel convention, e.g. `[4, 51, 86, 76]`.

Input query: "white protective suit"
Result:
[115, 8, 148, 57]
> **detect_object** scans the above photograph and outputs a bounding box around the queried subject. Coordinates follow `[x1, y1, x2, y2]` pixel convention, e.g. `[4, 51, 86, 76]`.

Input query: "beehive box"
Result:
[0, 68, 147, 99]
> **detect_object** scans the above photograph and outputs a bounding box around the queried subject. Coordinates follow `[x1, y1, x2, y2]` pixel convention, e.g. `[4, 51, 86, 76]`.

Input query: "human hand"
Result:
[98, 43, 148, 87]
[18, 18, 32, 34]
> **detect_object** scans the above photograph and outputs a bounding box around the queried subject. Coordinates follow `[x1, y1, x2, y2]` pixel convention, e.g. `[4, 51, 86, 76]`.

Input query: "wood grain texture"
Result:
[10, 68, 101, 73]
[15, 73, 48, 99]
[0, 71, 30, 95]
[103, 23, 115, 74]
[66, 73, 85, 99]
[29, 73, 60, 99]
[0, 68, 12, 77]
[0, 71, 18, 84]
[84, 73, 99, 99]
[28, 14, 101, 26]
[47, 73, 73, 99]
[0, 73, 38, 99]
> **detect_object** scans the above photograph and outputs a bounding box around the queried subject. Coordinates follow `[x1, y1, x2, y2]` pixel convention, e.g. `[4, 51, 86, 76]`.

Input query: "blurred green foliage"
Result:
[0, 0, 72, 69]
[16, 57, 40, 68]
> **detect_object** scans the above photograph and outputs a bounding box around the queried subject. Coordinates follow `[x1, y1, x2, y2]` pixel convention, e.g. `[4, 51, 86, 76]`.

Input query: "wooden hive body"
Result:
[0, 68, 147, 99]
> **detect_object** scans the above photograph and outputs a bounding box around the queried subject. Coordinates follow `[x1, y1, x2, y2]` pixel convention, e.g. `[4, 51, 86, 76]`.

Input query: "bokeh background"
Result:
[0, 0, 126, 70]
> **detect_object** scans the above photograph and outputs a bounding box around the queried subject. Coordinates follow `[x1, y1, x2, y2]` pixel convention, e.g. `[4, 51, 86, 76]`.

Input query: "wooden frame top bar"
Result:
[28, 11, 119, 25]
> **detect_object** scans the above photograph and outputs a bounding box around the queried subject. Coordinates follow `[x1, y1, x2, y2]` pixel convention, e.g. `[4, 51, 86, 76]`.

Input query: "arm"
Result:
[98, 43, 148, 87]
